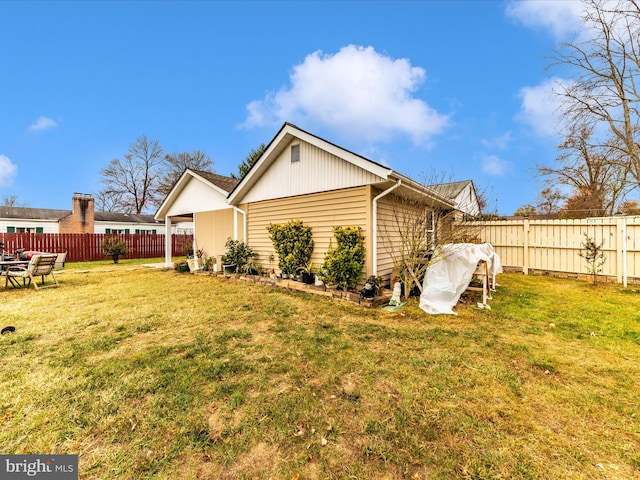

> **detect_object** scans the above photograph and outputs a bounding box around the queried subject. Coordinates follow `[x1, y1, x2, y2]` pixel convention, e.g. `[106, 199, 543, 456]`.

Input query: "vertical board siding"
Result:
[247, 187, 370, 276]
[468, 217, 640, 282]
[242, 139, 385, 204]
[0, 233, 192, 262]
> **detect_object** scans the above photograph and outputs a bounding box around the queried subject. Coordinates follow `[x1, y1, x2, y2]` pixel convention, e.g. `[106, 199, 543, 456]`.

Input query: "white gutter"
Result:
[372, 179, 402, 276]
[232, 206, 247, 242]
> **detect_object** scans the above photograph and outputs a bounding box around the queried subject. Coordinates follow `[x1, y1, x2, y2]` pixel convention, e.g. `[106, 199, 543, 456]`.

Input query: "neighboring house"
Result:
[156, 122, 481, 283]
[0, 193, 192, 235]
[430, 180, 481, 218]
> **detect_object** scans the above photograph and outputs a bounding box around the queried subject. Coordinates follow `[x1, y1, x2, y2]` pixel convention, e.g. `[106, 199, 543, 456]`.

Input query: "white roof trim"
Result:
[155, 169, 230, 219]
[228, 123, 394, 205]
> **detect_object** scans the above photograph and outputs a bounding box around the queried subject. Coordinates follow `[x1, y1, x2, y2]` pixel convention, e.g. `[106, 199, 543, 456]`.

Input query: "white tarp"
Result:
[419, 243, 503, 315]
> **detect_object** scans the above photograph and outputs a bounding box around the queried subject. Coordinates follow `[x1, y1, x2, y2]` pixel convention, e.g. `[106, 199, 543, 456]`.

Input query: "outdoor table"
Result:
[0, 260, 30, 288]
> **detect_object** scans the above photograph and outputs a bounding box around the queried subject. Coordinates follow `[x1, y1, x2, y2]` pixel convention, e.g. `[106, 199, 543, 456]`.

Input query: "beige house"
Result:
[156, 123, 480, 283]
[155, 170, 240, 266]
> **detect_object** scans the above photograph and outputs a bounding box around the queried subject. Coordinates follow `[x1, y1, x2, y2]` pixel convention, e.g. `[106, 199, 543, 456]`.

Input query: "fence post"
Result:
[616, 216, 627, 286]
[523, 219, 529, 275]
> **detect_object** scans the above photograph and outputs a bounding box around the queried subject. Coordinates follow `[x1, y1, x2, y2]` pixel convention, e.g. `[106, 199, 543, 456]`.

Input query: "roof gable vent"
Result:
[290, 144, 300, 163]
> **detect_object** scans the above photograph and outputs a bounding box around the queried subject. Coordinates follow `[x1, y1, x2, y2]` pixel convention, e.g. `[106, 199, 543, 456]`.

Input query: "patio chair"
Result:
[54, 252, 67, 270]
[3, 254, 59, 290]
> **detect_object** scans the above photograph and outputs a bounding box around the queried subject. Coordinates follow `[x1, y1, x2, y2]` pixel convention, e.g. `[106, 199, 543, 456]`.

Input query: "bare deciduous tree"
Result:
[1, 195, 26, 207]
[158, 150, 215, 198]
[97, 135, 164, 214]
[378, 171, 489, 298]
[553, 0, 640, 189]
[537, 125, 633, 216]
[536, 188, 564, 215]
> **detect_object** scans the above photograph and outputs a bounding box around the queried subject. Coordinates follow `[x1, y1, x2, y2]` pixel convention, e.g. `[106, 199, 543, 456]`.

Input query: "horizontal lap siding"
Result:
[247, 187, 370, 275]
[375, 195, 427, 282]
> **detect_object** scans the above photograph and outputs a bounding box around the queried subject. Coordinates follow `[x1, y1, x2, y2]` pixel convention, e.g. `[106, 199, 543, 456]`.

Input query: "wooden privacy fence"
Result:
[0, 233, 193, 263]
[466, 216, 640, 285]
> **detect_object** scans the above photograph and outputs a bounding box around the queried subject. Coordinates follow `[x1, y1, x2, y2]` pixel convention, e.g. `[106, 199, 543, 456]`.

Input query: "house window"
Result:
[7, 227, 15, 233]
[291, 144, 300, 163]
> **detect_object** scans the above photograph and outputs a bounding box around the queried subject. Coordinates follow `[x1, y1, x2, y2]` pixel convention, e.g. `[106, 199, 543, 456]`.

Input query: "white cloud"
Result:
[28, 116, 58, 132]
[482, 154, 512, 176]
[505, 0, 584, 40]
[0, 155, 18, 187]
[481, 131, 511, 150]
[516, 77, 570, 138]
[241, 45, 450, 145]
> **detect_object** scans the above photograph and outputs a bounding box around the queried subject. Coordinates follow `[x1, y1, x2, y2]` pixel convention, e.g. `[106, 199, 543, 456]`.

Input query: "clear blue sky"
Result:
[0, 0, 586, 215]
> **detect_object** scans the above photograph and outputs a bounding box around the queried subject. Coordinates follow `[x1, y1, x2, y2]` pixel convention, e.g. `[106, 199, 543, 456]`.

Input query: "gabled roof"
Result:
[94, 212, 161, 224]
[191, 170, 240, 193]
[0, 206, 164, 224]
[430, 180, 475, 199]
[0, 207, 71, 221]
[155, 169, 238, 219]
[227, 122, 454, 209]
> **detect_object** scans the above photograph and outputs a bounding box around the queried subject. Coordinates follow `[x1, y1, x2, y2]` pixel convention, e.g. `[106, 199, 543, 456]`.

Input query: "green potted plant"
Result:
[222, 238, 255, 274]
[298, 262, 315, 284]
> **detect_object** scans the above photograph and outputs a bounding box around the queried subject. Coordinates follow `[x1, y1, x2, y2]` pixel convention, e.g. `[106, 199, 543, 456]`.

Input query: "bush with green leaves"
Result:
[222, 239, 256, 273]
[267, 219, 314, 276]
[102, 236, 128, 264]
[321, 226, 365, 290]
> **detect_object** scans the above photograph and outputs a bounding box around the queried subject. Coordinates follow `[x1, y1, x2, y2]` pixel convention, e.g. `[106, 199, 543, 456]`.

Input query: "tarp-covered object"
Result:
[419, 243, 502, 315]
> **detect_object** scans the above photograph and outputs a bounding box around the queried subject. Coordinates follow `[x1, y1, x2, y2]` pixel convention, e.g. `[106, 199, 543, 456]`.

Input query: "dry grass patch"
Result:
[0, 263, 639, 479]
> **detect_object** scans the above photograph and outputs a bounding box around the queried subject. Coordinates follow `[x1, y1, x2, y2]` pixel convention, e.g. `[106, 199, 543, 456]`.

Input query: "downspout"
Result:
[232, 206, 247, 242]
[372, 179, 402, 276]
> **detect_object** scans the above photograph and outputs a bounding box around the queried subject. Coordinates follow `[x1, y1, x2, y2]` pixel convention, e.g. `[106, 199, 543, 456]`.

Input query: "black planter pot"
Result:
[301, 272, 315, 284]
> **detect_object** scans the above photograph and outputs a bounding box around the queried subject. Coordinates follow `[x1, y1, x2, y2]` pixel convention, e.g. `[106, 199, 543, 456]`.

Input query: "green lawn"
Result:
[0, 262, 638, 479]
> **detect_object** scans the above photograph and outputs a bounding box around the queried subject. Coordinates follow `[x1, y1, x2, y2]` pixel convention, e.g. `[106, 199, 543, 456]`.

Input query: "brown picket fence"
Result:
[0, 233, 193, 263]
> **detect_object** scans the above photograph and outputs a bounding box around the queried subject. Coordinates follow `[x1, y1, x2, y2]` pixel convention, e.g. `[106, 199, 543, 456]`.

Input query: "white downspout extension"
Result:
[232, 206, 247, 242]
[372, 180, 402, 277]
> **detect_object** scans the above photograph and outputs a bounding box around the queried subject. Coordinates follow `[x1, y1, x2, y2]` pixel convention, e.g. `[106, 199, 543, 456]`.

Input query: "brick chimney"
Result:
[59, 193, 95, 233]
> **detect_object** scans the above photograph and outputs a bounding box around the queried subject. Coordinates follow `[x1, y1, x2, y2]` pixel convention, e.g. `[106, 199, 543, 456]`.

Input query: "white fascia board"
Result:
[228, 123, 393, 205]
[155, 169, 230, 220]
[227, 129, 292, 205]
[155, 169, 193, 220]
[389, 172, 456, 209]
[293, 128, 392, 179]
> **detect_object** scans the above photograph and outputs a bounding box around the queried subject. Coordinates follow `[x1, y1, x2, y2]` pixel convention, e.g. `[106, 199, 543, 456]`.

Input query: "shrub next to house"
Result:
[321, 226, 365, 290]
[267, 219, 314, 277]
